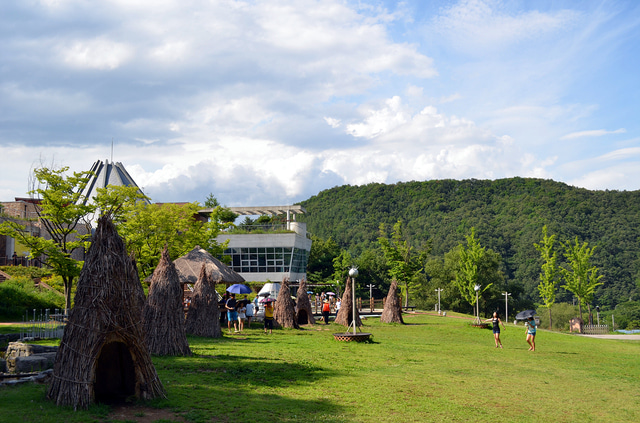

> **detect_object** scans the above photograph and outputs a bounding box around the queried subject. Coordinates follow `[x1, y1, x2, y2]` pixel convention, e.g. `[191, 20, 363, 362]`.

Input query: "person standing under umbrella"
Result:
[525, 316, 536, 351]
[264, 300, 274, 334]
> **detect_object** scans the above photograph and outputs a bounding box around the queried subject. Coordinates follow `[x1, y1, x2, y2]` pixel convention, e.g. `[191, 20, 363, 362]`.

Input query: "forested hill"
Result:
[298, 178, 640, 307]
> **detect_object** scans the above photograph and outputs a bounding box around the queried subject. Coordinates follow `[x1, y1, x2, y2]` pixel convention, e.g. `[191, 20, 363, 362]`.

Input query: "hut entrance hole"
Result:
[297, 310, 308, 325]
[94, 341, 136, 404]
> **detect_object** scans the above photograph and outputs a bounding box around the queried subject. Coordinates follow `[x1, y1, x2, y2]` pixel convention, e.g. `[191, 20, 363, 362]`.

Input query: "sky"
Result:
[1, 0, 640, 207]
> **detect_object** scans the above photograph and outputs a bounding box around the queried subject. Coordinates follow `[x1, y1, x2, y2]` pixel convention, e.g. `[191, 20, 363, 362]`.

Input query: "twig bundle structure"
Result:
[47, 215, 165, 410]
[295, 279, 315, 325]
[185, 264, 222, 338]
[380, 279, 405, 324]
[143, 246, 191, 356]
[335, 277, 362, 328]
[273, 278, 300, 329]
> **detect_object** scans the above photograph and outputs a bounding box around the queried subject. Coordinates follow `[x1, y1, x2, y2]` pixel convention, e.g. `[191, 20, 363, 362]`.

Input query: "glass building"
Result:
[201, 205, 312, 282]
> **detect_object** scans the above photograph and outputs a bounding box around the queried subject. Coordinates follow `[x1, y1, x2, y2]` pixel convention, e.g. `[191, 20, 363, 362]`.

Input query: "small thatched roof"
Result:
[380, 279, 404, 324]
[47, 215, 165, 410]
[335, 277, 362, 328]
[174, 246, 244, 285]
[185, 264, 222, 338]
[143, 246, 191, 356]
[295, 279, 315, 325]
[273, 278, 299, 329]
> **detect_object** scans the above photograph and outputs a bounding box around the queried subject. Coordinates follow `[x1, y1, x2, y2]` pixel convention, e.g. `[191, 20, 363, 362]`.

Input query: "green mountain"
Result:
[299, 178, 640, 308]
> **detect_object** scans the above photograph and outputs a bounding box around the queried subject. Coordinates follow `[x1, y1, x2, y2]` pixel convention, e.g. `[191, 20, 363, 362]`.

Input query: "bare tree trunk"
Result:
[403, 281, 409, 309]
[548, 308, 553, 330]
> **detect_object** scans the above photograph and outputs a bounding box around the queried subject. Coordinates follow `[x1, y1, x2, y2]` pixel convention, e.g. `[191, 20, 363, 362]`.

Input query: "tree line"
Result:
[299, 178, 640, 322]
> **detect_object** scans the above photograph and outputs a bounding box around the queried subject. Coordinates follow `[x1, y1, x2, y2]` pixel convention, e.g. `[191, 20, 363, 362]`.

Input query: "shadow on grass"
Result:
[152, 353, 345, 423]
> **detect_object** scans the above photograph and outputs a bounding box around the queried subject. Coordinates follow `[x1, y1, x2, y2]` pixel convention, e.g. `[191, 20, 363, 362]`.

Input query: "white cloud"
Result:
[59, 38, 134, 70]
[561, 128, 626, 140]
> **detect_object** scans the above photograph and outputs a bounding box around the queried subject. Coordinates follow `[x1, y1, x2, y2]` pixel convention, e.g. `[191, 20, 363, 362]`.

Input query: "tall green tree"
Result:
[453, 228, 503, 320]
[332, 249, 354, 296]
[560, 237, 604, 322]
[307, 235, 341, 284]
[534, 225, 559, 329]
[116, 202, 227, 279]
[0, 166, 95, 310]
[378, 220, 430, 308]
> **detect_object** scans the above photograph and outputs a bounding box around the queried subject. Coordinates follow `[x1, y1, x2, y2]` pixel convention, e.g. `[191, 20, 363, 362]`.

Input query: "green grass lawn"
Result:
[1, 313, 640, 422]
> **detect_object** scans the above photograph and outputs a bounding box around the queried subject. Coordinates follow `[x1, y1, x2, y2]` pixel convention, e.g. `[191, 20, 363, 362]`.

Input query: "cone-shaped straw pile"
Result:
[295, 279, 315, 325]
[335, 277, 362, 328]
[47, 215, 165, 410]
[143, 246, 191, 355]
[380, 279, 405, 324]
[185, 264, 222, 337]
[273, 278, 299, 329]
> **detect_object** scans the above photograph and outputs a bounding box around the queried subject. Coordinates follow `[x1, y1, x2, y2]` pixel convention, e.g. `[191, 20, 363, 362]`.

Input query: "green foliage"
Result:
[453, 228, 498, 307]
[300, 178, 640, 308]
[377, 220, 430, 307]
[536, 303, 580, 331]
[307, 235, 341, 284]
[116, 202, 226, 280]
[535, 225, 559, 328]
[560, 237, 604, 321]
[0, 266, 52, 279]
[0, 166, 95, 310]
[611, 301, 640, 330]
[0, 277, 65, 318]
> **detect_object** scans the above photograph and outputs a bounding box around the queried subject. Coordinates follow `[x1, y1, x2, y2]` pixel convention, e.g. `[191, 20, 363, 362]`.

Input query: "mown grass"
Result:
[1, 313, 639, 422]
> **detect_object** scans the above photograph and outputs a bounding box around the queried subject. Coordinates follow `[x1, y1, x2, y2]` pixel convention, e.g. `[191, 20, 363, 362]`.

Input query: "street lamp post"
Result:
[367, 284, 375, 312]
[348, 267, 359, 335]
[435, 288, 443, 314]
[502, 292, 511, 322]
[596, 306, 600, 325]
[474, 284, 481, 324]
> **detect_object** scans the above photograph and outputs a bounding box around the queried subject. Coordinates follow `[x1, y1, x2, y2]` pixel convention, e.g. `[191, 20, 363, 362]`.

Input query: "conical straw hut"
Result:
[143, 246, 191, 356]
[273, 278, 299, 329]
[335, 277, 362, 328]
[295, 279, 315, 325]
[174, 245, 244, 285]
[380, 279, 405, 324]
[47, 215, 165, 410]
[185, 264, 222, 338]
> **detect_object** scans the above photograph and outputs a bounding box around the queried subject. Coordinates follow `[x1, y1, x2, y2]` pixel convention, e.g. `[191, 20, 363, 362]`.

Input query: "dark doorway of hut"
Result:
[297, 310, 309, 325]
[94, 341, 136, 404]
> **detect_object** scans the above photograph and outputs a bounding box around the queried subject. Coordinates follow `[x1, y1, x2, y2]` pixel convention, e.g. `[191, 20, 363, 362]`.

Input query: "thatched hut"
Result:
[47, 215, 165, 410]
[380, 279, 405, 324]
[335, 277, 362, 328]
[174, 245, 244, 285]
[295, 279, 315, 325]
[143, 247, 191, 355]
[185, 264, 222, 338]
[273, 278, 299, 329]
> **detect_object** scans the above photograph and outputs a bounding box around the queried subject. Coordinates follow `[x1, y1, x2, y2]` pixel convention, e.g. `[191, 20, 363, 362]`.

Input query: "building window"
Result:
[222, 246, 309, 274]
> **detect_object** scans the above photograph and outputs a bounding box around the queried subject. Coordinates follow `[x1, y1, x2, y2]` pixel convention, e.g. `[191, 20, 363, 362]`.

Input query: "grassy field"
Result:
[1, 313, 640, 422]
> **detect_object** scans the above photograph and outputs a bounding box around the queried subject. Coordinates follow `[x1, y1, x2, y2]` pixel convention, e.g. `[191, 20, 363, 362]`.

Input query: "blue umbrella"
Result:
[227, 284, 252, 294]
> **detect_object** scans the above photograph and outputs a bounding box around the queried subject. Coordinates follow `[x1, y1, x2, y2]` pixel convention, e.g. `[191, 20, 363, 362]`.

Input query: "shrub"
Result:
[0, 276, 64, 319]
[610, 301, 640, 330]
[536, 303, 580, 331]
[0, 266, 52, 279]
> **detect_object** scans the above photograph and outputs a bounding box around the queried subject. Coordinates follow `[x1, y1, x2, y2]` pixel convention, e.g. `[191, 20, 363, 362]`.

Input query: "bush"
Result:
[0, 265, 52, 279]
[536, 303, 580, 331]
[610, 301, 640, 330]
[0, 276, 64, 319]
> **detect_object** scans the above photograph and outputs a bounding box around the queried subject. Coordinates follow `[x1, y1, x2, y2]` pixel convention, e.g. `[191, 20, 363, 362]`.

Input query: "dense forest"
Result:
[298, 178, 640, 311]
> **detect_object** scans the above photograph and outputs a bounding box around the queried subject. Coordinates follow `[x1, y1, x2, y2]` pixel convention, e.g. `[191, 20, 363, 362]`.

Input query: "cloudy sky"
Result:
[2, 0, 639, 206]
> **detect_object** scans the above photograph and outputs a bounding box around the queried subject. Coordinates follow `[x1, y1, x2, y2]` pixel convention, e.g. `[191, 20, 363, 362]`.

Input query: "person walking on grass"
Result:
[485, 311, 506, 348]
[322, 299, 331, 325]
[226, 293, 239, 333]
[525, 316, 536, 351]
[237, 301, 246, 333]
[264, 301, 274, 334]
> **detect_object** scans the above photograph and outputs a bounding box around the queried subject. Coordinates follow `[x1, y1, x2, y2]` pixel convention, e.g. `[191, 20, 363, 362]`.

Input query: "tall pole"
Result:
[349, 268, 358, 335]
[435, 288, 443, 314]
[474, 284, 481, 324]
[367, 284, 375, 300]
[502, 292, 511, 322]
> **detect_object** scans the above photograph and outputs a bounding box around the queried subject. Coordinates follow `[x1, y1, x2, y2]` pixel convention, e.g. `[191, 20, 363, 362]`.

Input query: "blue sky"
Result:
[1, 0, 639, 206]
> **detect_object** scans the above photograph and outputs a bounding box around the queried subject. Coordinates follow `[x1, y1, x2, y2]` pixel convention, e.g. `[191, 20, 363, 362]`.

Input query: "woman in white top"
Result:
[237, 304, 246, 332]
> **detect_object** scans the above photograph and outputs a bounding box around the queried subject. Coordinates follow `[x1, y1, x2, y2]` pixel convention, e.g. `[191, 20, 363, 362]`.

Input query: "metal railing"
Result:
[20, 309, 66, 340]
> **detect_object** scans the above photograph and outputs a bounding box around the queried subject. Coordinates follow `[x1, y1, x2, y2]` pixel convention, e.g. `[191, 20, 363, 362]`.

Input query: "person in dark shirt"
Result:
[226, 293, 238, 333]
[485, 311, 506, 348]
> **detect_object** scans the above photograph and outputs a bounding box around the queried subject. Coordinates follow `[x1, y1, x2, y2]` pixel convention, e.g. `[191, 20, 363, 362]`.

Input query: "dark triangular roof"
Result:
[173, 245, 244, 284]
